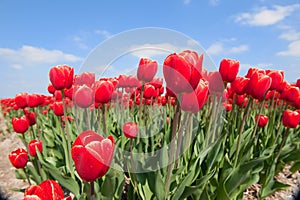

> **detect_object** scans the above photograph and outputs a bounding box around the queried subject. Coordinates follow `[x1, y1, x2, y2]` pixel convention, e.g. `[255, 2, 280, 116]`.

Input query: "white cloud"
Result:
[183, 0, 191, 5]
[234, 4, 300, 26]
[206, 42, 248, 55]
[277, 40, 300, 56]
[0, 45, 82, 69]
[94, 30, 111, 39]
[209, 0, 220, 6]
[279, 29, 300, 41]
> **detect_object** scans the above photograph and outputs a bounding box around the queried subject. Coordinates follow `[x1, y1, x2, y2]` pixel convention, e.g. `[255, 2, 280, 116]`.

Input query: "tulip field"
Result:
[1, 49, 300, 200]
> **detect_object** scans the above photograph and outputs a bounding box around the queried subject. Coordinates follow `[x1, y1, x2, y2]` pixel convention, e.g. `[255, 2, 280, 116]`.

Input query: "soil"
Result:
[0, 112, 299, 200]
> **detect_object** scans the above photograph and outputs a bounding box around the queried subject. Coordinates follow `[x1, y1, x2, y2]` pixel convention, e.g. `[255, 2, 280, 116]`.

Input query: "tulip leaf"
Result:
[101, 171, 116, 198]
[155, 170, 165, 200]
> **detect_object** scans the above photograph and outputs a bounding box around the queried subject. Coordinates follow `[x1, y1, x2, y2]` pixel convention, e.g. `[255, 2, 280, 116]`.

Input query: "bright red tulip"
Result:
[282, 109, 300, 128]
[180, 79, 209, 113]
[28, 140, 43, 157]
[245, 71, 272, 100]
[25, 111, 37, 126]
[26, 94, 41, 108]
[52, 101, 64, 116]
[95, 80, 115, 104]
[49, 65, 74, 90]
[15, 92, 28, 109]
[74, 85, 94, 108]
[143, 84, 157, 99]
[255, 114, 269, 127]
[284, 86, 300, 103]
[8, 148, 28, 169]
[266, 70, 284, 91]
[47, 84, 56, 94]
[24, 180, 65, 200]
[71, 130, 115, 182]
[137, 58, 158, 82]
[231, 76, 249, 95]
[163, 53, 193, 94]
[123, 122, 138, 139]
[12, 116, 29, 134]
[219, 58, 240, 83]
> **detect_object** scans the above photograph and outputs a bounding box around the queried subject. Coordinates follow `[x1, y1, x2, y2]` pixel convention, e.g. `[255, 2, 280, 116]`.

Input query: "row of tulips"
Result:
[1, 49, 300, 200]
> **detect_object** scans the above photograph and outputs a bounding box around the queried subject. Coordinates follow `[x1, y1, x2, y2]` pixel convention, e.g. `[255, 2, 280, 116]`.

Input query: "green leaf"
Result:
[101, 171, 116, 198]
[155, 170, 165, 200]
[172, 170, 195, 200]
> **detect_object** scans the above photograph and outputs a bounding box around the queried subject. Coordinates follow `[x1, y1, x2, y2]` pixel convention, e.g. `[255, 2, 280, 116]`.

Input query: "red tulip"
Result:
[95, 80, 115, 104]
[223, 102, 232, 112]
[24, 180, 65, 200]
[179, 50, 203, 90]
[75, 72, 95, 87]
[143, 84, 157, 99]
[284, 86, 300, 103]
[71, 130, 115, 182]
[137, 58, 158, 82]
[28, 140, 43, 157]
[47, 84, 56, 94]
[54, 90, 63, 101]
[282, 109, 300, 128]
[26, 94, 41, 108]
[163, 53, 193, 94]
[15, 92, 28, 109]
[123, 122, 138, 139]
[49, 65, 74, 90]
[255, 114, 269, 127]
[245, 71, 272, 100]
[25, 111, 37, 126]
[52, 101, 64, 116]
[12, 116, 29, 134]
[8, 148, 28, 169]
[296, 78, 300, 88]
[180, 79, 209, 113]
[231, 76, 249, 95]
[266, 70, 284, 91]
[219, 58, 240, 83]
[74, 85, 94, 108]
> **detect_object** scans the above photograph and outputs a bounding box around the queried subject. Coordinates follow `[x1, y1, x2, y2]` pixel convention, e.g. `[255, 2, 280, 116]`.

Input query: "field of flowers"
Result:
[1, 49, 300, 200]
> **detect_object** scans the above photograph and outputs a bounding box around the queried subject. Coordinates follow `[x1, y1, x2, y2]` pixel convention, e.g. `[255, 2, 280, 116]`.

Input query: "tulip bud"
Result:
[28, 140, 43, 157]
[219, 58, 240, 83]
[12, 116, 29, 134]
[255, 114, 269, 127]
[282, 109, 300, 128]
[8, 148, 28, 169]
[137, 58, 158, 82]
[123, 122, 138, 139]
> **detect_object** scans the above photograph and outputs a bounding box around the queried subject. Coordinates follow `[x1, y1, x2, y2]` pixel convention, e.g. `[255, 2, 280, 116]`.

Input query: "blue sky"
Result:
[1, 0, 300, 98]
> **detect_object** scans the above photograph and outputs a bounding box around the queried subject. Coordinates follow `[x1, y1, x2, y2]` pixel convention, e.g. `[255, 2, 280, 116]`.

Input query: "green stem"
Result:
[90, 181, 95, 200]
[234, 97, 253, 168]
[23, 168, 32, 185]
[102, 105, 107, 136]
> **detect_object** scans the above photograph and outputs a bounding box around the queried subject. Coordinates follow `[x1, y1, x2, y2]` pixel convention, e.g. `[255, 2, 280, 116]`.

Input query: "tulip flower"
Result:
[266, 70, 284, 91]
[245, 71, 272, 100]
[231, 76, 249, 95]
[95, 80, 115, 104]
[75, 72, 95, 87]
[143, 84, 157, 99]
[12, 116, 30, 134]
[15, 92, 28, 109]
[73, 85, 94, 108]
[26, 94, 41, 108]
[255, 114, 269, 127]
[49, 65, 74, 90]
[282, 109, 300, 128]
[137, 58, 158, 82]
[28, 140, 43, 157]
[123, 122, 138, 139]
[180, 79, 209, 113]
[219, 58, 240, 83]
[163, 53, 194, 94]
[24, 180, 66, 200]
[8, 148, 28, 169]
[25, 111, 37, 126]
[47, 84, 56, 94]
[52, 101, 64, 116]
[71, 130, 115, 182]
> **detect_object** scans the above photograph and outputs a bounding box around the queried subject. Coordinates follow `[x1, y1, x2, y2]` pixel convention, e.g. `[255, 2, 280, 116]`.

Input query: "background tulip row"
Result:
[1, 50, 300, 200]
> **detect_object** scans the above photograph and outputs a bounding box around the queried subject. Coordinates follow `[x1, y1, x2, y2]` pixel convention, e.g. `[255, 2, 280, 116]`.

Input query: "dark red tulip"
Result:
[180, 79, 209, 113]
[231, 76, 249, 95]
[24, 180, 65, 200]
[137, 58, 158, 82]
[52, 101, 64, 116]
[74, 85, 94, 108]
[123, 122, 138, 139]
[12, 116, 29, 134]
[71, 130, 115, 182]
[15, 92, 28, 109]
[282, 109, 300, 128]
[219, 58, 240, 83]
[223, 102, 232, 112]
[95, 80, 115, 104]
[296, 78, 300, 88]
[28, 140, 43, 157]
[255, 114, 269, 127]
[25, 111, 37, 126]
[245, 71, 272, 100]
[8, 148, 28, 169]
[49, 65, 74, 90]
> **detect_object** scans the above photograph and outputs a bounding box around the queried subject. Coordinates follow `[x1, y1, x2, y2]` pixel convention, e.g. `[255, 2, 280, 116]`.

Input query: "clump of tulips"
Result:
[1, 49, 300, 200]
